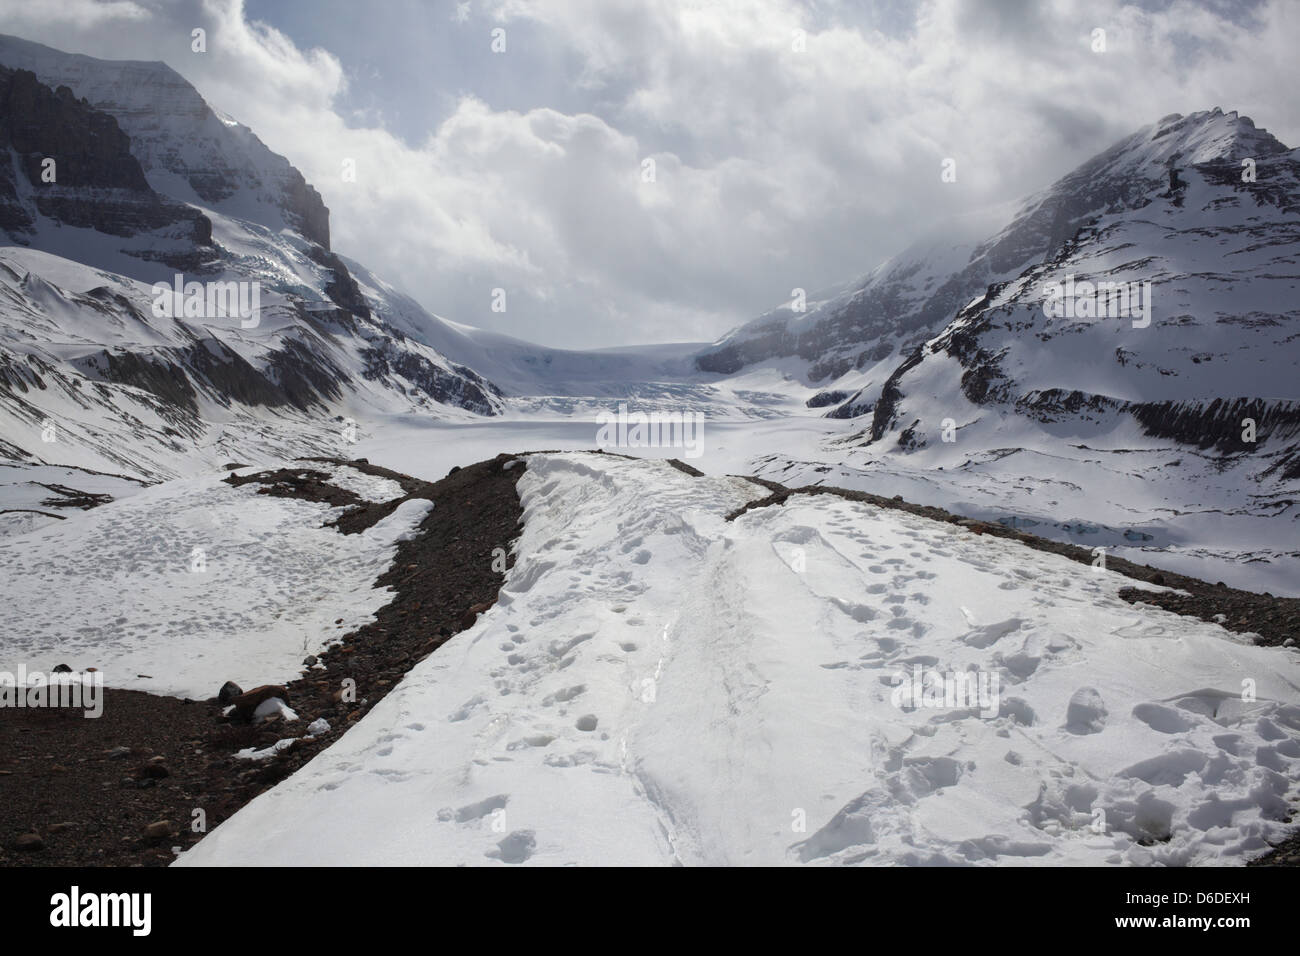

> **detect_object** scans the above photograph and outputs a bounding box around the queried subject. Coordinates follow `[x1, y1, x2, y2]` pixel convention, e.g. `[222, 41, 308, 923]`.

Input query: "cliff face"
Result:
[0, 66, 210, 263]
[0, 33, 330, 250]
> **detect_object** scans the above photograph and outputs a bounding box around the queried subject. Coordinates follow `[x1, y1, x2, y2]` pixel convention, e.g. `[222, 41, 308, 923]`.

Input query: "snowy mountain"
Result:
[861, 109, 1300, 455]
[713, 110, 1300, 594]
[0, 36, 505, 487]
[0, 34, 329, 249]
[700, 110, 1299, 437]
[695, 207, 1009, 394]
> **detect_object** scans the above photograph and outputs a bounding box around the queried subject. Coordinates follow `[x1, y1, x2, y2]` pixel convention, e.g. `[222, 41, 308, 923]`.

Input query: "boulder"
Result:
[142, 820, 172, 841]
[460, 602, 492, 630]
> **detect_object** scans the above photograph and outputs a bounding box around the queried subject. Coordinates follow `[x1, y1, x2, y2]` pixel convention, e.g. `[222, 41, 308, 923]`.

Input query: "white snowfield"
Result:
[0, 462, 431, 699]
[177, 453, 1300, 866]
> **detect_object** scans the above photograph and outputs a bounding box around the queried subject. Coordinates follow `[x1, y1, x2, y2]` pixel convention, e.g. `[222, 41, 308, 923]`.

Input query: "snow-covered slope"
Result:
[696, 110, 1299, 593]
[339, 252, 713, 399]
[789, 110, 1299, 591]
[0, 459, 427, 699]
[695, 206, 1011, 393]
[0, 239, 502, 483]
[177, 453, 1300, 866]
[865, 109, 1299, 448]
[0, 33, 329, 249]
[0, 39, 506, 483]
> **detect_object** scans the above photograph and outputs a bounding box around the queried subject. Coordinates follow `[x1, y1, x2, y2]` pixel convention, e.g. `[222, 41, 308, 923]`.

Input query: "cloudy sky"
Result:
[0, 0, 1296, 348]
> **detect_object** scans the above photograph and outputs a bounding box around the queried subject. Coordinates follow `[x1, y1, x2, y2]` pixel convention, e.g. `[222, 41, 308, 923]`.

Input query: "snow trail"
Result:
[177, 453, 1300, 866]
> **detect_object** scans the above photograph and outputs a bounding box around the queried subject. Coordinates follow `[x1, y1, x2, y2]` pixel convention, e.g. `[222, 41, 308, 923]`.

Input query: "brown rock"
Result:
[142, 821, 172, 840]
[461, 602, 493, 629]
[230, 685, 290, 723]
[13, 833, 43, 851]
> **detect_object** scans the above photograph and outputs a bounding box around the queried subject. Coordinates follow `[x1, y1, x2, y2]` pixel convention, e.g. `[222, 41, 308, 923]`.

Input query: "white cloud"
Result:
[0, 0, 1296, 347]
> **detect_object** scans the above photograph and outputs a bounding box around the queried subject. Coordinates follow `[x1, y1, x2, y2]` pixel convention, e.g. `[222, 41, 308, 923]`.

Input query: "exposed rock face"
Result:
[1128, 398, 1300, 454]
[0, 34, 329, 249]
[805, 389, 850, 409]
[308, 245, 372, 319]
[0, 66, 210, 260]
[360, 341, 503, 416]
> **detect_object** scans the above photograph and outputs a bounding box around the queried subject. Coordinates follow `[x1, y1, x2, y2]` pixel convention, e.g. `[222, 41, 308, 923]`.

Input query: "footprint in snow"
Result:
[486, 830, 536, 864]
[1064, 687, 1108, 735]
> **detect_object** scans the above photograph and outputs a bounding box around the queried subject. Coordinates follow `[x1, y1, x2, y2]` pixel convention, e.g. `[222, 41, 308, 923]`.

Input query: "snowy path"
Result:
[178, 453, 1300, 866]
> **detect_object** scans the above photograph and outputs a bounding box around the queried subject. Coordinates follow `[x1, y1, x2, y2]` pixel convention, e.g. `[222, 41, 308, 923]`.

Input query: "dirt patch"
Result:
[0, 689, 216, 866]
[665, 458, 705, 477]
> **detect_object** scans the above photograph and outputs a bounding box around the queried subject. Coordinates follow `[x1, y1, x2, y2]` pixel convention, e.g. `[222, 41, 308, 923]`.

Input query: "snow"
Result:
[236, 738, 298, 761]
[253, 697, 298, 724]
[341, 407, 1300, 597]
[0, 463, 149, 538]
[0, 466, 432, 699]
[176, 453, 1300, 866]
[1, 37, 1295, 867]
[323, 465, 406, 503]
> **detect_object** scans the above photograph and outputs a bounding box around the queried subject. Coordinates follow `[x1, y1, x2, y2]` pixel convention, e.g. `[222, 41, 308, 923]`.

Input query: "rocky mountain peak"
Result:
[0, 33, 330, 250]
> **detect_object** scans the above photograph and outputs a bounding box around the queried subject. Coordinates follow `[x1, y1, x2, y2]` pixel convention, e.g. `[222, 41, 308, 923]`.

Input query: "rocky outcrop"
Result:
[360, 341, 502, 416]
[0, 66, 210, 255]
[805, 389, 850, 409]
[308, 246, 371, 320]
[0, 34, 330, 250]
[1129, 398, 1300, 453]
